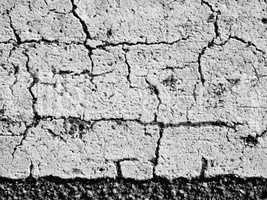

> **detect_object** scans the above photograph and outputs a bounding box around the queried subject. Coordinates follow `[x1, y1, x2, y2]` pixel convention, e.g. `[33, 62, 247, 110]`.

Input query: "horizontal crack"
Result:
[94, 35, 190, 49]
[53, 69, 114, 78]
[8, 38, 84, 47]
[17, 115, 243, 131]
[2, 37, 192, 51]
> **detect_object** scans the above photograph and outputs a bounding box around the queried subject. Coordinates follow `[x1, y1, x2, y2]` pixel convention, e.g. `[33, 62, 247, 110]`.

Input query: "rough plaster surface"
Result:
[0, 0, 267, 190]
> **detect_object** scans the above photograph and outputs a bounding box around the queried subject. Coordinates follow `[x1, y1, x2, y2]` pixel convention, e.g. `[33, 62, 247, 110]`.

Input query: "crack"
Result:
[0, 105, 6, 116]
[196, 38, 228, 86]
[192, 83, 198, 102]
[1, 36, 193, 52]
[201, 0, 221, 39]
[165, 120, 242, 130]
[47, 128, 67, 143]
[229, 35, 266, 55]
[198, 0, 222, 86]
[4, 5, 190, 53]
[22, 49, 40, 126]
[197, 43, 209, 86]
[241, 128, 267, 147]
[114, 158, 139, 178]
[251, 65, 261, 82]
[122, 46, 135, 88]
[196, 36, 233, 86]
[115, 161, 122, 178]
[196, 33, 264, 87]
[6, 7, 21, 44]
[145, 79, 162, 122]
[69, 0, 92, 41]
[5, 116, 243, 151]
[0, 116, 25, 126]
[30, 115, 243, 132]
[96, 35, 190, 49]
[144, 126, 152, 137]
[3, 3, 190, 51]
[69, 0, 98, 89]
[258, 128, 267, 139]
[3, 45, 21, 97]
[29, 160, 34, 178]
[11, 125, 31, 158]
[8, 38, 84, 47]
[88, 117, 145, 130]
[2, 35, 192, 51]
[53, 69, 114, 78]
[152, 124, 164, 178]
[114, 158, 139, 162]
[0, 40, 17, 45]
[11, 49, 41, 158]
[199, 156, 208, 179]
[9, 63, 19, 96]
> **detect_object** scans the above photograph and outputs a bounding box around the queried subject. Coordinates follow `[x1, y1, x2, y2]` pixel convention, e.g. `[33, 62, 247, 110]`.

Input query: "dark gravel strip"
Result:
[0, 175, 266, 200]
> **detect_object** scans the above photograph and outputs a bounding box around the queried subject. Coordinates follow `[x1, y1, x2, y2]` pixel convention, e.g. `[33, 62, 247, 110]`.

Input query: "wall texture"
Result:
[0, 0, 267, 199]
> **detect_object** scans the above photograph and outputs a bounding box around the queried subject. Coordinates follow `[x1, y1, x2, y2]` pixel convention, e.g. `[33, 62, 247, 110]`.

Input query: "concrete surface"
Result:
[0, 0, 267, 198]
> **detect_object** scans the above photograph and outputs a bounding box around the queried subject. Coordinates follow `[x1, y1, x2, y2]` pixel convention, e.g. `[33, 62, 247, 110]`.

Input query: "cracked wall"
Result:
[0, 0, 267, 182]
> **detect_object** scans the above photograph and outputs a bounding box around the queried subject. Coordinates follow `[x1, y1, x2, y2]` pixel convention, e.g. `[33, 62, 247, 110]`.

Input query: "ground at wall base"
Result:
[0, 175, 266, 200]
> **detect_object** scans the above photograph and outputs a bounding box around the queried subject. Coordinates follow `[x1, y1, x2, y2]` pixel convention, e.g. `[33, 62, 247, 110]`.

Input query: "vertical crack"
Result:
[11, 49, 41, 158]
[196, 38, 216, 86]
[9, 62, 19, 96]
[200, 156, 208, 179]
[29, 160, 34, 178]
[115, 161, 122, 178]
[122, 46, 136, 88]
[197, 45, 208, 86]
[6, 5, 22, 44]
[11, 125, 31, 158]
[198, 0, 222, 86]
[152, 124, 164, 178]
[70, 0, 92, 41]
[23, 49, 40, 126]
[201, 0, 221, 39]
[192, 83, 197, 102]
[69, 0, 97, 88]
[114, 158, 139, 178]
[145, 79, 162, 122]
